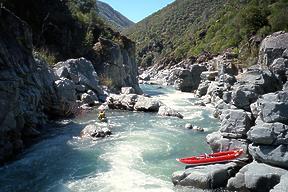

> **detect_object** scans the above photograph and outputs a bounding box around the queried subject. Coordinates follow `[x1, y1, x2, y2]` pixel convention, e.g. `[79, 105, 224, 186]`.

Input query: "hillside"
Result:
[0, 0, 128, 63]
[125, 0, 288, 68]
[96, 0, 134, 31]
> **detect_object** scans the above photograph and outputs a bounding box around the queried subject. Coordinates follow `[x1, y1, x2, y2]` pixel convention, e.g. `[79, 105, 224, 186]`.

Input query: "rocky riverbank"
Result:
[174, 31, 288, 191]
[140, 31, 288, 191]
[0, 7, 141, 164]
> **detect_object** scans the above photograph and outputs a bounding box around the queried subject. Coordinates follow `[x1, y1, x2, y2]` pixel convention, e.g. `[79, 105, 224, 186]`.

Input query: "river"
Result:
[0, 85, 219, 192]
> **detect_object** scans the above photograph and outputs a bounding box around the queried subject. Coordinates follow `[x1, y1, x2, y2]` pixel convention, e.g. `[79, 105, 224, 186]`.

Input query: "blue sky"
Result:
[99, 0, 175, 23]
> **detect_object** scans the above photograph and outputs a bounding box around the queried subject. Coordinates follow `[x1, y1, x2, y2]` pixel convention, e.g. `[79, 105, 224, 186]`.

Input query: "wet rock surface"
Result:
[172, 162, 240, 189]
[171, 32, 288, 191]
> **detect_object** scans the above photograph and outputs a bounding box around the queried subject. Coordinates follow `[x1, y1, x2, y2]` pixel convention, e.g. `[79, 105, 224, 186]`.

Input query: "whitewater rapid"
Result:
[0, 85, 219, 192]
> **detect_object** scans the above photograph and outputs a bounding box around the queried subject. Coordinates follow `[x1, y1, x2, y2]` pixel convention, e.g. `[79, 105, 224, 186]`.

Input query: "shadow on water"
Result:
[0, 85, 223, 192]
[0, 122, 111, 192]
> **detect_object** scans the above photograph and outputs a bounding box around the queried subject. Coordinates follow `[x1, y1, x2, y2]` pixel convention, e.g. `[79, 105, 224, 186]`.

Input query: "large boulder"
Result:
[173, 64, 207, 92]
[196, 81, 211, 97]
[80, 124, 111, 138]
[206, 131, 248, 153]
[134, 95, 161, 112]
[231, 84, 263, 111]
[55, 78, 76, 101]
[269, 57, 288, 83]
[172, 162, 239, 189]
[249, 144, 288, 169]
[157, 105, 183, 119]
[107, 94, 161, 112]
[121, 87, 135, 94]
[54, 57, 104, 96]
[219, 109, 253, 138]
[270, 173, 288, 192]
[248, 122, 288, 145]
[257, 91, 288, 124]
[231, 69, 280, 111]
[200, 71, 218, 81]
[107, 94, 138, 110]
[80, 90, 99, 106]
[227, 161, 287, 192]
[258, 31, 288, 67]
[54, 78, 78, 116]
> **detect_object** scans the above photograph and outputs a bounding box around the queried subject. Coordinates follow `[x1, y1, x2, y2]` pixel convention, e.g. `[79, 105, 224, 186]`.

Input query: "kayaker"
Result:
[98, 109, 106, 121]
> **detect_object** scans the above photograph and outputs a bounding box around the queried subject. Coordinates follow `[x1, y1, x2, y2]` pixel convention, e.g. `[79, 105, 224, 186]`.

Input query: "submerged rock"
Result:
[185, 123, 193, 129]
[172, 162, 239, 189]
[80, 124, 111, 138]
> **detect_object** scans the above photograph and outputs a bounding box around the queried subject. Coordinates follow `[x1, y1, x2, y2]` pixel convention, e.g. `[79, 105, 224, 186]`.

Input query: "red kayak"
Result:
[177, 148, 244, 165]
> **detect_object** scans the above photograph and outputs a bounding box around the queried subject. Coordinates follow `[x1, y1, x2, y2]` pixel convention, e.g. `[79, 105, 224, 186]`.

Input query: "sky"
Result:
[99, 0, 175, 23]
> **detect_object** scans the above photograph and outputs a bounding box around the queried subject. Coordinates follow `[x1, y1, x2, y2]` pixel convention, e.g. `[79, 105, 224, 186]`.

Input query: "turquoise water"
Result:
[0, 85, 219, 192]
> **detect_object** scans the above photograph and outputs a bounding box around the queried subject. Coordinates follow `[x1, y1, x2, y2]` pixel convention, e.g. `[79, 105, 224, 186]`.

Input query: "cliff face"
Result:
[96, 0, 134, 31]
[88, 35, 142, 94]
[0, 8, 77, 164]
[0, 1, 142, 164]
[2, 0, 141, 94]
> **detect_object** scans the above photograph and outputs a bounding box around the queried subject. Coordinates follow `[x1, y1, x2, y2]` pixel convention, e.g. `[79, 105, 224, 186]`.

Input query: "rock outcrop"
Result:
[89, 37, 142, 94]
[258, 31, 288, 67]
[54, 58, 104, 96]
[53, 58, 106, 107]
[107, 93, 183, 118]
[140, 60, 207, 92]
[227, 161, 287, 192]
[0, 8, 77, 163]
[173, 32, 288, 191]
[172, 162, 240, 189]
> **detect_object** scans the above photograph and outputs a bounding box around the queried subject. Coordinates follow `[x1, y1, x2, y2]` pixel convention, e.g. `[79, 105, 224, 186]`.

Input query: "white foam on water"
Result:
[66, 134, 175, 192]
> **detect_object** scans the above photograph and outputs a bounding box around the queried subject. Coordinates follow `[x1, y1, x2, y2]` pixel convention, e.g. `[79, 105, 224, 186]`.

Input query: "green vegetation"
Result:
[2, 0, 123, 62]
[99, 74, 113, 88]
[125, 0, 288, 68]
[33, 48, 57, 66]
